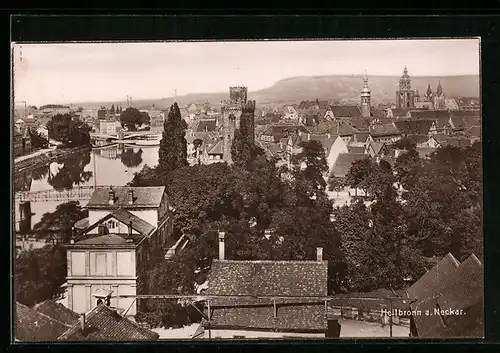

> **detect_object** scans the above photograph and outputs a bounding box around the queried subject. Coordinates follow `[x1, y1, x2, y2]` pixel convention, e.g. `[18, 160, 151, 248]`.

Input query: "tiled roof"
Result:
[109, 209, 156, 235]
[347, 146, 366, 154]
[465, 125, 481, 139]
[15, 302, 71, 341]
[440, 137, 472, 148]
[369, 123, 401, 136]
[33, 301, 80, 327]
[74, 217, 89, 230]
[75, 233, 142, 246]
[195, 119, 218, 133]
[205, 259, 328, 332]
[329, 105, 361, 118]
[409, 110, 450, 120]
[367, 142, 386, 155]
[354, 132, 371, 143]
[262, 124, 311, 140]
[408, 134, 431, 144]
[313, 121, 360, 136]
[393, 119, 434, 135]
[58, 304, 159, 341]
[449, 110, 481, 119]
[205, 303, 327, 332]
[409, 254, 483, 338]
[390, 108, 410, 118]
[207, 139, 223, 155]
[87, 186, 165, 209]
[331, 153, 369, 178]
[407, 253, 460, 302]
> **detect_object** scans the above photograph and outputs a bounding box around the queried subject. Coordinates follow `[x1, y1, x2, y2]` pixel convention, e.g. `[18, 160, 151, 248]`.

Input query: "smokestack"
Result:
[108, 187, 115, 205]
[128, 189, 134, 205]
[317, 247, 323, 262]
[218, 232, 225, 260]
[80, 313, 86, 333]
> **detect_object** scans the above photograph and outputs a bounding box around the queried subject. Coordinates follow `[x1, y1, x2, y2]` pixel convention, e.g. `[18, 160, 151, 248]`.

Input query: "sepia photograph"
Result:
[11, 38, 482, 342]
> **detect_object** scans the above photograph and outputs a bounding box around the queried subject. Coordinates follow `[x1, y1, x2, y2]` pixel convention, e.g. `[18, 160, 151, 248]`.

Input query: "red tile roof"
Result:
[58, 304, 159, 341]
[87, 186, 165, 209]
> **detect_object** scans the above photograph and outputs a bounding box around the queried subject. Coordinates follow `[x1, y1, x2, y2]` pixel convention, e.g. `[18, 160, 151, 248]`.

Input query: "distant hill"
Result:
[72, 74, 480, 110]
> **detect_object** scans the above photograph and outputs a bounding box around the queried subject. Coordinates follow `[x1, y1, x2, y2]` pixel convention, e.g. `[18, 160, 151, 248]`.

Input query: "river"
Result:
[14, 144, 160, 227]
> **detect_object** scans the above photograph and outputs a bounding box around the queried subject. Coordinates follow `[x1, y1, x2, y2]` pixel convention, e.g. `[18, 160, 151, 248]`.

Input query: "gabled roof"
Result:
[347, 146, 366, 154]
[465, 125, 481, 139]
[207, 139, 224, 155]
[206, 259, 328, 304]
[261, 124, 310, 140]
[58, 304, 159, 341]
[367, 141, 386, 155]
[15, 302, 71, 341]
[328, 105, 361, 118]
[409, 254, 483, 338]
[408, 134, 431, 144]
[108, 209, 156, 235]
[331, 153, 369, 178]
[354, 132, 371, 143]
[409, 110, 450, 120]
[205, 259, 328, 332]
[87, 186, 165, 209]
[33, 301, 80, 328]
[195, 119, 218, 133]
[369, 123, 401, 136]
[393, 119, 434, 135]
[390, 108, 411, 118]
[312, 121, 359, 136]
[74, 233, 142, 246]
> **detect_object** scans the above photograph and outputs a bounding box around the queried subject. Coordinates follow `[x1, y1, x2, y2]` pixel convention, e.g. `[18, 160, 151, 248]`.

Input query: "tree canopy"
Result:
[46, 114, 91, 147]
[120, 107, 150, 131]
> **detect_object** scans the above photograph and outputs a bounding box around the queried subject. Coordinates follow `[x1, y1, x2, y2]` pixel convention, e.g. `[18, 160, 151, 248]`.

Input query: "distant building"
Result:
[99, 120, 119, 135]
[201, 232, 337, 339]
[65, 186, 174, 318]
[396, 67, 416, 109]
[221, 87, 256, 163]
[283, 106, 299, 120]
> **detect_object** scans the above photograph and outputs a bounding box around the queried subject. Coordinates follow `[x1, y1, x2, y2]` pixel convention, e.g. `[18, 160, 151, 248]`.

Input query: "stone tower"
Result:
[360, 72, 371, 118]
[433, 81, 446, 110]
[396, 66, 416, 109]
[221, 87, 256, 164]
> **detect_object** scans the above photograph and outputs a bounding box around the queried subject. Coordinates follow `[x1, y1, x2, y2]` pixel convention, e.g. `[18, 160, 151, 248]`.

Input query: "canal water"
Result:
[14, 144, 160, 227]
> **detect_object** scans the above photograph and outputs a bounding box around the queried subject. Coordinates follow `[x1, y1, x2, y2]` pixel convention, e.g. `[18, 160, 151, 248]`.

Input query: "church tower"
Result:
[360, 71, 371, 118]
[433, 81, 445, 110]
[221, 87, 256, 164]
[396, 66, 415, 109]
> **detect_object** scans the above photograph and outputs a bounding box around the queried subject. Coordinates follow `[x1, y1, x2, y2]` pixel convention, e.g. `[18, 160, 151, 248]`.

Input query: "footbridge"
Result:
[14, 185, 114, 203]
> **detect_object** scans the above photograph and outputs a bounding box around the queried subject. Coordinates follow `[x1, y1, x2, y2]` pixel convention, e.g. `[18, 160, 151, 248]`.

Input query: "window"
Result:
[94, 253, 107, 276]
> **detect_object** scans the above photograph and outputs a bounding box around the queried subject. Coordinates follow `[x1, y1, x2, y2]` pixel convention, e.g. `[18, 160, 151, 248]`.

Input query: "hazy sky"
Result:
[12, 39, 480, 106]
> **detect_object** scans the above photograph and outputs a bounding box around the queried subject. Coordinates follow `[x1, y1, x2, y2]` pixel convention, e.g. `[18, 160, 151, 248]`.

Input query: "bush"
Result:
[136, 300, 203, 329]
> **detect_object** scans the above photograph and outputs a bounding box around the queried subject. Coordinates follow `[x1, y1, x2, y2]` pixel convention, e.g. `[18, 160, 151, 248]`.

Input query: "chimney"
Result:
[307, 133, 311, 141]
[108, 187, 115, 205]
[80, 313, 86, 333]
[98, 224, 105, 235]
[128, 189, 134, 205]
[70, 226, 76, 244]
[317, 247, 323, 262]
[218, 231, 225, 260]
[126, 221, 134, 242]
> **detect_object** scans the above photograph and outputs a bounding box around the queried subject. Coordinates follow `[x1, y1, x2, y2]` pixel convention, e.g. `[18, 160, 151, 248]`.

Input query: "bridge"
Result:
[14, 185, 114, 203]
[90, 131, 161, 141]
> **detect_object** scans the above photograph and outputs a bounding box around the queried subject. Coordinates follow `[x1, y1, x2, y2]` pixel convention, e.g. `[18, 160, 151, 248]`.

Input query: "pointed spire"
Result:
[426, 83, 433, 97]
[436, 81, 443, 96]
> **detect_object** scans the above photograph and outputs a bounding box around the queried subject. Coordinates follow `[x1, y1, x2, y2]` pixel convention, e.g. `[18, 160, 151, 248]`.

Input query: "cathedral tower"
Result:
[221, 87, 256, 164]
[360, 72, 371, 118]
[433, 81, 446, 110]
[396, 66, 416, 109]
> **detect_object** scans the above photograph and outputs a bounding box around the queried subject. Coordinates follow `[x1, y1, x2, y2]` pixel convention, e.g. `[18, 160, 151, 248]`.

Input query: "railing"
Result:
[14, 185, 114, 202]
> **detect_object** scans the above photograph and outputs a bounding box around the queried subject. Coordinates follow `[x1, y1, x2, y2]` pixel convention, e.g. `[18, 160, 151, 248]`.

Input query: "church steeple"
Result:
[361, 70, 371, 118]
[436, 81, 443, 96]
[426, 83, 433, 98]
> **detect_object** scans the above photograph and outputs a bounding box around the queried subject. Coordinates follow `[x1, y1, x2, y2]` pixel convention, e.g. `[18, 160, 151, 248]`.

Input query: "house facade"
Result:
[65, 186, 173, 318]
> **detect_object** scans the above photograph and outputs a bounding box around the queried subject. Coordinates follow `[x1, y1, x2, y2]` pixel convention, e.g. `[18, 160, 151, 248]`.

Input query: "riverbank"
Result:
[14, 145, 92, 174]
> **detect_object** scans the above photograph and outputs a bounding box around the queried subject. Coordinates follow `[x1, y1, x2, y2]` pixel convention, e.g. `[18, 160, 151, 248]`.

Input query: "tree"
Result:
[120, 107, 144, 131]
[345, 158, 373, 197]
[32, 201, 87, 244]
[120, 148, 144, 168]
[15, 245, 67, 307]
[28, 129, 49, 149]
[290, 140, 328, 197]
[46, 114, 91, 147]
[157, 102, 188, 176]
[328, 176, 346, 198]
[231, 128, 264, 170]
[47, 152, 93, 191]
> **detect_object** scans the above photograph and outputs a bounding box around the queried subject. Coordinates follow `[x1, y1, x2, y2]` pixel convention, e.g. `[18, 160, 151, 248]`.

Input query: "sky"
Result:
[12, 39, 480, 107]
